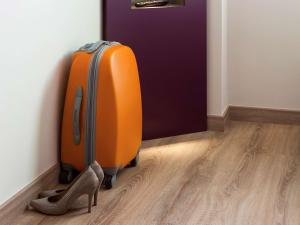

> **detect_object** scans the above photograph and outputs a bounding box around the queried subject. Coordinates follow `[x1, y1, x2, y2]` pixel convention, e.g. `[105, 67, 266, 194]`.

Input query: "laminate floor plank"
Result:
[11, 122, 300, 225]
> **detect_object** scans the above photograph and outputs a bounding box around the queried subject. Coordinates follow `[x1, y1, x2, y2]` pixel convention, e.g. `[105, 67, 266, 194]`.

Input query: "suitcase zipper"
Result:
[84, 42, 120, 167]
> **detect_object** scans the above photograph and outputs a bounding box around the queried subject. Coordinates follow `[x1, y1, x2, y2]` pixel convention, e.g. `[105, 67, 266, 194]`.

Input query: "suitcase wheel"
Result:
[128, 153, 140, 168]
[103, 174, 117, 189]
[59, 167, 78, 184]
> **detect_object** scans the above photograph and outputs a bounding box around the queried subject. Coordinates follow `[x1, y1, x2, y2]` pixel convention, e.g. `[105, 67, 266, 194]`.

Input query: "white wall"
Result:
[207, 0, 228, 116]
[228, 0, 300, 111]
[0, 0, 100, 205]
[221, 0, 228, 113]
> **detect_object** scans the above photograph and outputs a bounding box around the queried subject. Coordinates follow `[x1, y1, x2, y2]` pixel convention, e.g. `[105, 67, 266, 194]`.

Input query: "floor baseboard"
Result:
[208, 106, 300, 132]
[230, 106, 300, 125]
[0, 164, 59, 225]
[208, 107, 230, 132]
[207, 116, 226, 132]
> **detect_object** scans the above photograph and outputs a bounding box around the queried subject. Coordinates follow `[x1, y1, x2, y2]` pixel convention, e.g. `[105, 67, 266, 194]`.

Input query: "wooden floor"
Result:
[13, 121, 300, 225]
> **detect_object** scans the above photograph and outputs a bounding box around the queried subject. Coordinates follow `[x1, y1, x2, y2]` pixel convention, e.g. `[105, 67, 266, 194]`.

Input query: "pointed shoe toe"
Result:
[30, 198, 60, 215]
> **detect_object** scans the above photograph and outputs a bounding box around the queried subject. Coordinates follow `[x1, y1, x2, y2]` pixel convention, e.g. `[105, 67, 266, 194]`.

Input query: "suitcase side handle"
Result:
[73, 86, 83, 145]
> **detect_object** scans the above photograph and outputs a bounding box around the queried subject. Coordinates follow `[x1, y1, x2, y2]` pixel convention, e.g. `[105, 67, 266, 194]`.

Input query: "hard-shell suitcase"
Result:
[60, 41, 142, 189]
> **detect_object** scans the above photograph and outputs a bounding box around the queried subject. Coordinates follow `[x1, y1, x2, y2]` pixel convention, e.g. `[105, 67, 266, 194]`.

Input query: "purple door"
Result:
[103, 0, 207, 140]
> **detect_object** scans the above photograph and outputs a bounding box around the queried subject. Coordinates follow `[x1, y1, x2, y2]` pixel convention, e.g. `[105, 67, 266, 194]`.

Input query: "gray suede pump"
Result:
[38, 161, 104, 206]
[30, 166, 99, 215]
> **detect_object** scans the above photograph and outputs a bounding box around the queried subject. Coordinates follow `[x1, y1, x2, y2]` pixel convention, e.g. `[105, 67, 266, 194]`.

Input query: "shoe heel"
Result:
[94, 191, 98, 206]
[88, 193, 93, 213]
[94, 183, 101, 206]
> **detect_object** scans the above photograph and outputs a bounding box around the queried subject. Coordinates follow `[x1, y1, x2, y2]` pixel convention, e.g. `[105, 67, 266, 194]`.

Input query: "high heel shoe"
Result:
[38, 161, 104, 206]
[90, 161, 104, 206]
[30, 166, 99, 215]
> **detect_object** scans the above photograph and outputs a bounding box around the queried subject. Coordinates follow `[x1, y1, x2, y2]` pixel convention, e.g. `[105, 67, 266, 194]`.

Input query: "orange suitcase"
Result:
[60, 41, 142, 189]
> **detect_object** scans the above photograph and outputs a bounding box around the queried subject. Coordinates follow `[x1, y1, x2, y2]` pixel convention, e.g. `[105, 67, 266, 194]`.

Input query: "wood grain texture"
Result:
[10, 121, 300, 225]
[0, 164, 59, 225]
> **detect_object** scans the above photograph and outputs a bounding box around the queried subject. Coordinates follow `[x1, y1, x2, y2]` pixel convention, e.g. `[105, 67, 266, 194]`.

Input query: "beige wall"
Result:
[0, 0, 101, 205]
[228, 0, 300, 111]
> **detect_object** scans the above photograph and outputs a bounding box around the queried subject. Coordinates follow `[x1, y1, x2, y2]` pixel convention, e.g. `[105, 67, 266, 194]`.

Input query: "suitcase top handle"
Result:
[78, 41, 107, 53]
[78, 41, 120, 54]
